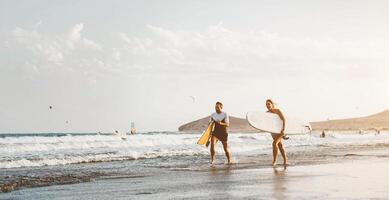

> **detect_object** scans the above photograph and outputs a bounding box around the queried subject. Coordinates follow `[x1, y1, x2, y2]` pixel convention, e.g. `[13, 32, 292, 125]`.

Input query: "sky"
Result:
[1, 0, 389, 133]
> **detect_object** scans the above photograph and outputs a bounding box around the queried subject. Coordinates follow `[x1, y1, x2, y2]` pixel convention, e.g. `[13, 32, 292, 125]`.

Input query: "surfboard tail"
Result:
[205, 141, 210, 147]
[197, 123, 214, 145]
[205, 133, 212, 147]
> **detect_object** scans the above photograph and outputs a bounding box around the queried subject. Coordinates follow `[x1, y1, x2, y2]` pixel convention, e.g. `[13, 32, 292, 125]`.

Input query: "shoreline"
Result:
[2, 152, 389, 199]
[2, 142, 389, 198]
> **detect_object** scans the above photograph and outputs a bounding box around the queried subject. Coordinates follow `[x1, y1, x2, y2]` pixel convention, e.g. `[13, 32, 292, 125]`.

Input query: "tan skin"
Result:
[210, 104, 232, 164]
[266, 100, 288, 166]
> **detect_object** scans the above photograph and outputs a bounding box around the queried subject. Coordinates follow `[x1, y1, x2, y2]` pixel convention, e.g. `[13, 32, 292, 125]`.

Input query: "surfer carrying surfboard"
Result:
[266, 99, 288, 166]
[209, 102, 232, 165]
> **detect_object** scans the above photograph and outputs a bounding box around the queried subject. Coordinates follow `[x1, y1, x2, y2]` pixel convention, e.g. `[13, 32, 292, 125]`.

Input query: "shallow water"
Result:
[1, 131, 389, 193]
[3, 152, 389, 200]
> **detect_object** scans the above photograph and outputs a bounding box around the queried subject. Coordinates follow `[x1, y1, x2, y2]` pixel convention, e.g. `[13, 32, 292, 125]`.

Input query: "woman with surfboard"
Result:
[209, 102, 232, 165]
[266, 99, 288, 166]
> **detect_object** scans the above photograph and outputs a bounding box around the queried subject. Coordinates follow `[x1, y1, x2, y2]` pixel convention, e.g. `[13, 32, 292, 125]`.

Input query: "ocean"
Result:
[1, 131, 389, 196]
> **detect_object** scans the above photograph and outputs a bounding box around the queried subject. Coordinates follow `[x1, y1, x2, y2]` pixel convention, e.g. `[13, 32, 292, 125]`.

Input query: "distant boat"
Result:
[130, 122, 136, 135]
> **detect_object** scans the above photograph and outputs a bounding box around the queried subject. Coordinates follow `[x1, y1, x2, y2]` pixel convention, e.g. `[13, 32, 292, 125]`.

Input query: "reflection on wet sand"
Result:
[272, 166, 288, 200]
[208, 164, 234, 199]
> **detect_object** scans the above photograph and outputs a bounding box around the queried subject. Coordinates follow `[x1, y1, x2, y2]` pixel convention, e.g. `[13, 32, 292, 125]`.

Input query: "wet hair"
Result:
[266, 99, 274, 105]
[266, 99, 277, 109]
[215, 102, 223, 107]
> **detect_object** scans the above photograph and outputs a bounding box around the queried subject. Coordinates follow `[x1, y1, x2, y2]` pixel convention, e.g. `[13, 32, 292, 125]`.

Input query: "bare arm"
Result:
[216, 121, 229, 127]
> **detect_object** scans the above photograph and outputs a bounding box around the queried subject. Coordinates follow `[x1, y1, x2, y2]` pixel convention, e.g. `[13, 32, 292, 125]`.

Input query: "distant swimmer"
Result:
[320, 130, 326, 138]
[209, 102, 232, 165]
[266, 99, 288, 166]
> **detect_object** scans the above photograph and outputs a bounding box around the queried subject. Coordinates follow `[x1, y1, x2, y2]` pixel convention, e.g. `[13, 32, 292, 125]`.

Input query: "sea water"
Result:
[1, 131, 389, 192]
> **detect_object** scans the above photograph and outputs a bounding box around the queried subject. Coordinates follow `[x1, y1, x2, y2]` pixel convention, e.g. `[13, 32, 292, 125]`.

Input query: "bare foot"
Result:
[272, 161, 276, 166]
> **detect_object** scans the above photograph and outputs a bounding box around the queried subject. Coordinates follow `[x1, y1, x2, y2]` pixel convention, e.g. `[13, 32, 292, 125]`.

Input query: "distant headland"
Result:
[310, 110, 389, 131]
[179, 110, 389, 132]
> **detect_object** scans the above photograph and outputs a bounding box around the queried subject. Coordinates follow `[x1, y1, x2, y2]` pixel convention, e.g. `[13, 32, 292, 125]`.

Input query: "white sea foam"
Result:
[1, 132, 389, 169]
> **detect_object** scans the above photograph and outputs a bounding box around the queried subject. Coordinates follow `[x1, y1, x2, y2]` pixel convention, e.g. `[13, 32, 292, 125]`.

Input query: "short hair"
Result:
[266, 99, 274, 104]
[215, 101, 223, 107]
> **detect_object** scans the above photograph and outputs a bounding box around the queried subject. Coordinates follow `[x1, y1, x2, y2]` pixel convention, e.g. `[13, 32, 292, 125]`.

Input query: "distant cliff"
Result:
[180, 110, 389, 132]
[178, 116, 258, 133]
[311, 110, 389, 131]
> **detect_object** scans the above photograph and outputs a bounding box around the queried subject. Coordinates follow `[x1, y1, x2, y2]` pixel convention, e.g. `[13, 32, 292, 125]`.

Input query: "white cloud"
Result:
[12, 27, 65, 64]
[113, 24, 389, 82]
[68, 23, 102, 51]
[119, 32, 131, 44]
[146, 24, 179, 46]
[112, 48, 121, 61]
[69, 23, 83, 40]
[33, 42, 64, 63]
[8, 23, 107, 79]
[7, 23, 389, 83]
[34, 20, 43, 30]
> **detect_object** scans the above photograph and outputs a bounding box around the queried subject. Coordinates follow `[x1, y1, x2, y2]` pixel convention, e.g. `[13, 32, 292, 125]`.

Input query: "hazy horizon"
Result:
[1, 0, 389, 133]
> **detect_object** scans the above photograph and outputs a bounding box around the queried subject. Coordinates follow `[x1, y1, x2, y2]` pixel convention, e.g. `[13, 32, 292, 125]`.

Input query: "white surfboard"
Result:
[246, 111, 311, 135]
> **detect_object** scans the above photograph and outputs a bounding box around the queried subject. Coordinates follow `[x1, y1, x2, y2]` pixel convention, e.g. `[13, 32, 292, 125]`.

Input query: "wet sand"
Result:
[2, 148, 389, 200]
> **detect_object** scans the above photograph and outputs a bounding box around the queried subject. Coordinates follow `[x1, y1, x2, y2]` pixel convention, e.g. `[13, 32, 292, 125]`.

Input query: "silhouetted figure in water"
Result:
[320, 130, 326, 138]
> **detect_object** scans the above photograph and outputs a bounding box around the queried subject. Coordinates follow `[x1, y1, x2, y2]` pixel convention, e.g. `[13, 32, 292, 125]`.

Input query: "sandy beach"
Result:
[2, 151, 389, 200]
[2, 1, 389, 199]
[2, 132, 389, 199]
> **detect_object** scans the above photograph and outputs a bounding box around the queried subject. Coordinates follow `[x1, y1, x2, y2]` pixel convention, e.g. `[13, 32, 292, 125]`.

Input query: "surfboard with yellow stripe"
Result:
[197, 122, 214, 145]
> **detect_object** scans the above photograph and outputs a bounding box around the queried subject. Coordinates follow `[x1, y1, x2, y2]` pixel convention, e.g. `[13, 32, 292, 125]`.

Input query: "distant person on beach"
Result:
[266, 99, 288, 166]
[321, 130, 326, 138]
[209, 102, 232, 164]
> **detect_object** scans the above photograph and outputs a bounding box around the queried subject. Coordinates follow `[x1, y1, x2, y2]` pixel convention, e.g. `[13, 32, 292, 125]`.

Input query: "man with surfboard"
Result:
[266, 99, 288, 166]
[209, 102, 232, 165]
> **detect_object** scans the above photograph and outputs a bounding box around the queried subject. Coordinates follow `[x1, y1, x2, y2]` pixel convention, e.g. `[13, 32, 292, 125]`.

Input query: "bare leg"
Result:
[210, 136, 217, 164]
[222, 141, 231, 164]
[278, 142, 288, 165]
[272, 134, 282, 166]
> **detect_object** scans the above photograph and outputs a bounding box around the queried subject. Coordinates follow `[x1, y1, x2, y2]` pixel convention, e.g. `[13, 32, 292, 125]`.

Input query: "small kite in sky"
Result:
[188, 96, 195, 103]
